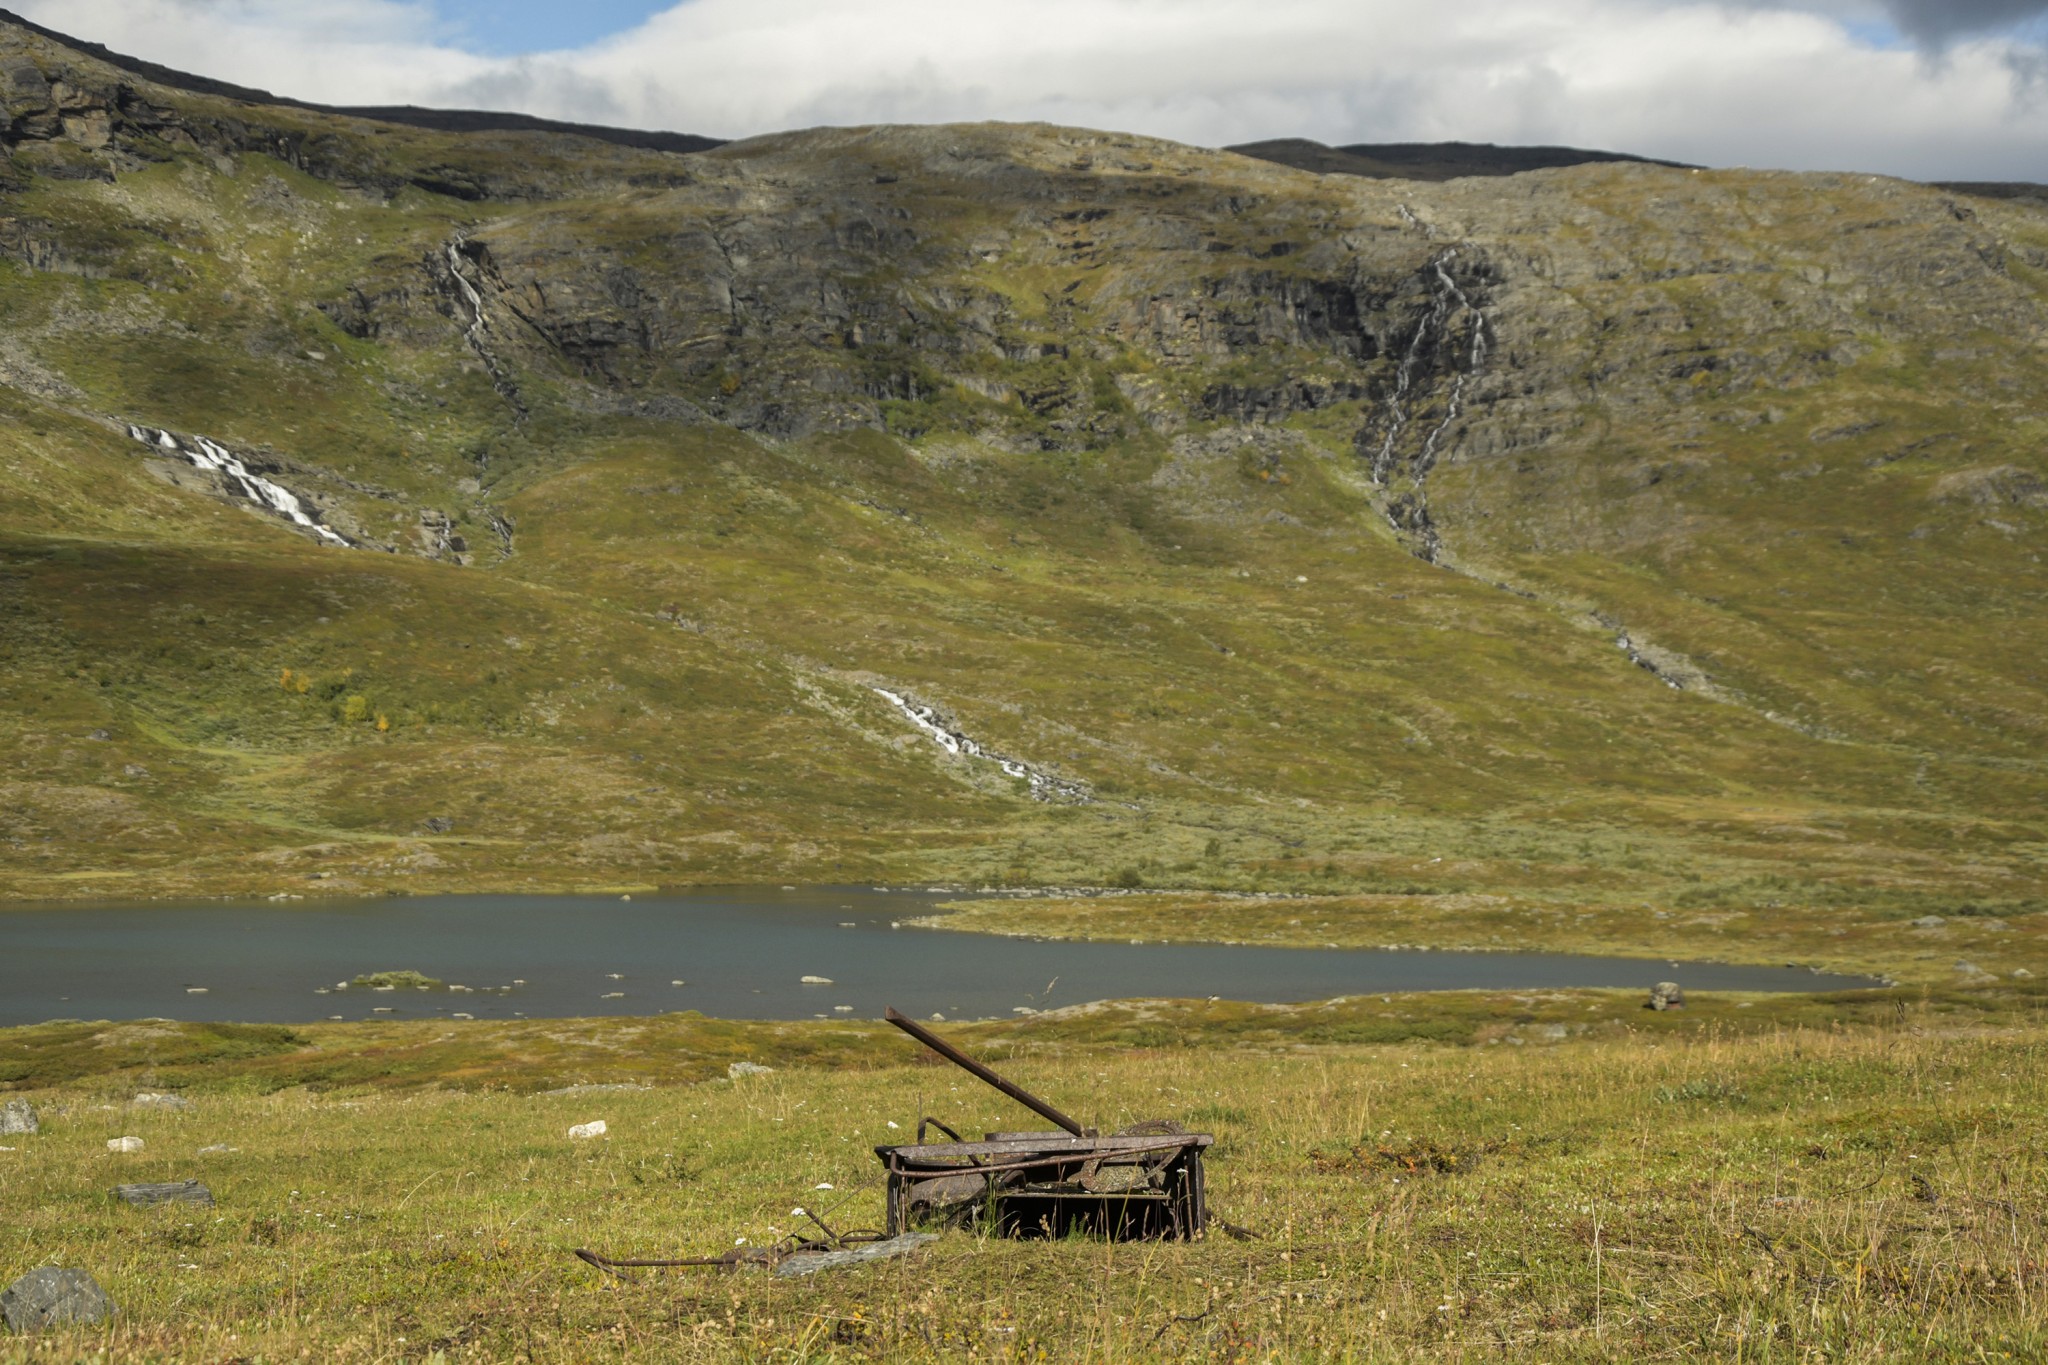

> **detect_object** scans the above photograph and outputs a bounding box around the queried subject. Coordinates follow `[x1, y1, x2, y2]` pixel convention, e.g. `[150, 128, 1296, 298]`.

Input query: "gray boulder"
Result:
[1647, 981, 1685, 1011]
[0, 1099, 36, 1136]
[2, 1267, 115, 1333]
[112, 1180, 214, 1209]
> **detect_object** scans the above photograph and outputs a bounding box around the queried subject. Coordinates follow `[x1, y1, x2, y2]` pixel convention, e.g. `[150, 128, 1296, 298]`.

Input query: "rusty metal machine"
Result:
[874, 1007, 1212, 1240]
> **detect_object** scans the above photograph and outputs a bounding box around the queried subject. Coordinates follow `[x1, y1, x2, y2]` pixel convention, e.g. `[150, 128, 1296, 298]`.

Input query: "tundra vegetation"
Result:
[1, 14, 2047, 1360]
[1, 995, 2045, 1361]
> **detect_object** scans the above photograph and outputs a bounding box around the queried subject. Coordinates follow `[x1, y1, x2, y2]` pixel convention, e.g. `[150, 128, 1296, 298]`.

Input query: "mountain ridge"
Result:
[0, 6, 728, 156]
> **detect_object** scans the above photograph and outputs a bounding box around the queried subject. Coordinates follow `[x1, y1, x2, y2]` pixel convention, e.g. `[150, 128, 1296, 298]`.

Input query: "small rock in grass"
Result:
[112, 1179, 214, 1208]
[1911, 916, 1946, 929]
[106, 1136, 144, 1153]
[2, 1266, 116, 1333]
[1533, 1023, 1569, 1042]
[727, 1061, 774, 1078]
[1647, 982, 1685, 1011]
[0, 1099, 36, 1135]
[2013, 968, 2034, 979]
[131, 1092, 191, 1111]
[196, 1144, 237, 1156]
[567, 1120, 608, 1140]
[1954, 960, 1997, 984]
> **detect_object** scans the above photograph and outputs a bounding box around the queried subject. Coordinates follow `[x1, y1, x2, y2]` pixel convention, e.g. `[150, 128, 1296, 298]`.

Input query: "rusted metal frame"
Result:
[878, 1133, 1211, 1161]
[884, 1006, 1090, 1136]
[876, 1139, 1200, 1179]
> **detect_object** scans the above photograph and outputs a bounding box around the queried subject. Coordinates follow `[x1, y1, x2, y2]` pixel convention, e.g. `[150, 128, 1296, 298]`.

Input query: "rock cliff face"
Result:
[1, 14, 2044, 906]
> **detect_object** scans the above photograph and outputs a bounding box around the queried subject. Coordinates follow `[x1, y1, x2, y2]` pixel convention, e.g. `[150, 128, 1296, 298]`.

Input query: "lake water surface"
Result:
[0, 887, 1885, 1026]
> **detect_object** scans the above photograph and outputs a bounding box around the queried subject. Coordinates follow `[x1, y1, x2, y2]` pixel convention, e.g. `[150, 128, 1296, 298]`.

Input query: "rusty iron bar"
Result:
[575, 1247, 741, 1272]
[884, 1006, 1090, 1136]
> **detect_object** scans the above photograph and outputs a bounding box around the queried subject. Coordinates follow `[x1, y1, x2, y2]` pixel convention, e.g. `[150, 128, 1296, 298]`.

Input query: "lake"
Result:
[0, 886, 1885, 1026]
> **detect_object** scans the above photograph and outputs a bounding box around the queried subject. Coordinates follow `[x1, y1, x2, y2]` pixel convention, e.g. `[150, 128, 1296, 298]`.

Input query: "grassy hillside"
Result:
[0, 16, 2044, 993]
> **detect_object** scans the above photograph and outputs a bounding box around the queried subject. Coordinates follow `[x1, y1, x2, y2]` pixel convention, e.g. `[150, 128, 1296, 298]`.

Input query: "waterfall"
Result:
[873, 687, 1087, 802]
[442, 237, 524, 416]
[445, 240, 489, 345]
[127, 426, 348, 545]
[1361, 237, 1491, 565]
[1413, 254, 1490, 478]
[1373, 248, 1489, 486]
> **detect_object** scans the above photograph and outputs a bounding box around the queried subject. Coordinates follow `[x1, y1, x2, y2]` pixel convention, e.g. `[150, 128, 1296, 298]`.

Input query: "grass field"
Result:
[2, 992, 2046, 1361]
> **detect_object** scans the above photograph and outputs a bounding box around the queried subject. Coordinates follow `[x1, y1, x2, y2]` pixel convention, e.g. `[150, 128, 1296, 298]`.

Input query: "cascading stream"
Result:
[1413, 253, 1490, 478]
[128, 426, 348, 545]
[446, 240, 489, 347]
[873, 687, 1088, 802]
[1362, 248, 1708, 699]
[442, 237, 525, 417]
[1361, 231, 1491, 566]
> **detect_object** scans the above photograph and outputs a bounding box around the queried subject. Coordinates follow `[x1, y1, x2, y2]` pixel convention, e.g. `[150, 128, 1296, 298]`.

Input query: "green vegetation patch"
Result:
[344, 970, 444, 991]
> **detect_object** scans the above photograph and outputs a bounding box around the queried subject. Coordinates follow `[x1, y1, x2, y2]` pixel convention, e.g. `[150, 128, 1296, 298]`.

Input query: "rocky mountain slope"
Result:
[1228, 138, 1688, 180]
[1, 14, 2044, 927]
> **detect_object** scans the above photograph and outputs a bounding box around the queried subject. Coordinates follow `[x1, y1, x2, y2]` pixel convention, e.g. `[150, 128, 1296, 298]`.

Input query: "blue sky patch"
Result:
[432, 0, 676, 54]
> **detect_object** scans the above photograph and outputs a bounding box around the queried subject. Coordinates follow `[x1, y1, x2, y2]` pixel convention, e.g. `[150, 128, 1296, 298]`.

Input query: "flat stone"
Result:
[0, 1099, 36, 1136]
[774, 1232, 939, 1278]
[131, 1092, 191, 1111]
[2, 1267, 116, 1333]
[112, 1179, 214, 1208]
[105, 1136, 143, 1154]
[567, 1120, 607, 1140]
[727, 1061, 774, 1078]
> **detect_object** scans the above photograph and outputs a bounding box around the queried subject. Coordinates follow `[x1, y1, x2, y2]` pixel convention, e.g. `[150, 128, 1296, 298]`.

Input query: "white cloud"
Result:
[17, 0, 2048, 180]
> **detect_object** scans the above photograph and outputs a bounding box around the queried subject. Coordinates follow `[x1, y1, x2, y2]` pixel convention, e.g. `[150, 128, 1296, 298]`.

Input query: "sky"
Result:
[21, 0, 2048, 180]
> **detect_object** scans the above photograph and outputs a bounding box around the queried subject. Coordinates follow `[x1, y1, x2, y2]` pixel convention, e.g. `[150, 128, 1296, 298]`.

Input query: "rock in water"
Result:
[112, 1179, 215, 1208]
[1, 1267, 116, 1333]
[0, 1099, 36, 1135]
[1648, 981, 1685, 1011]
